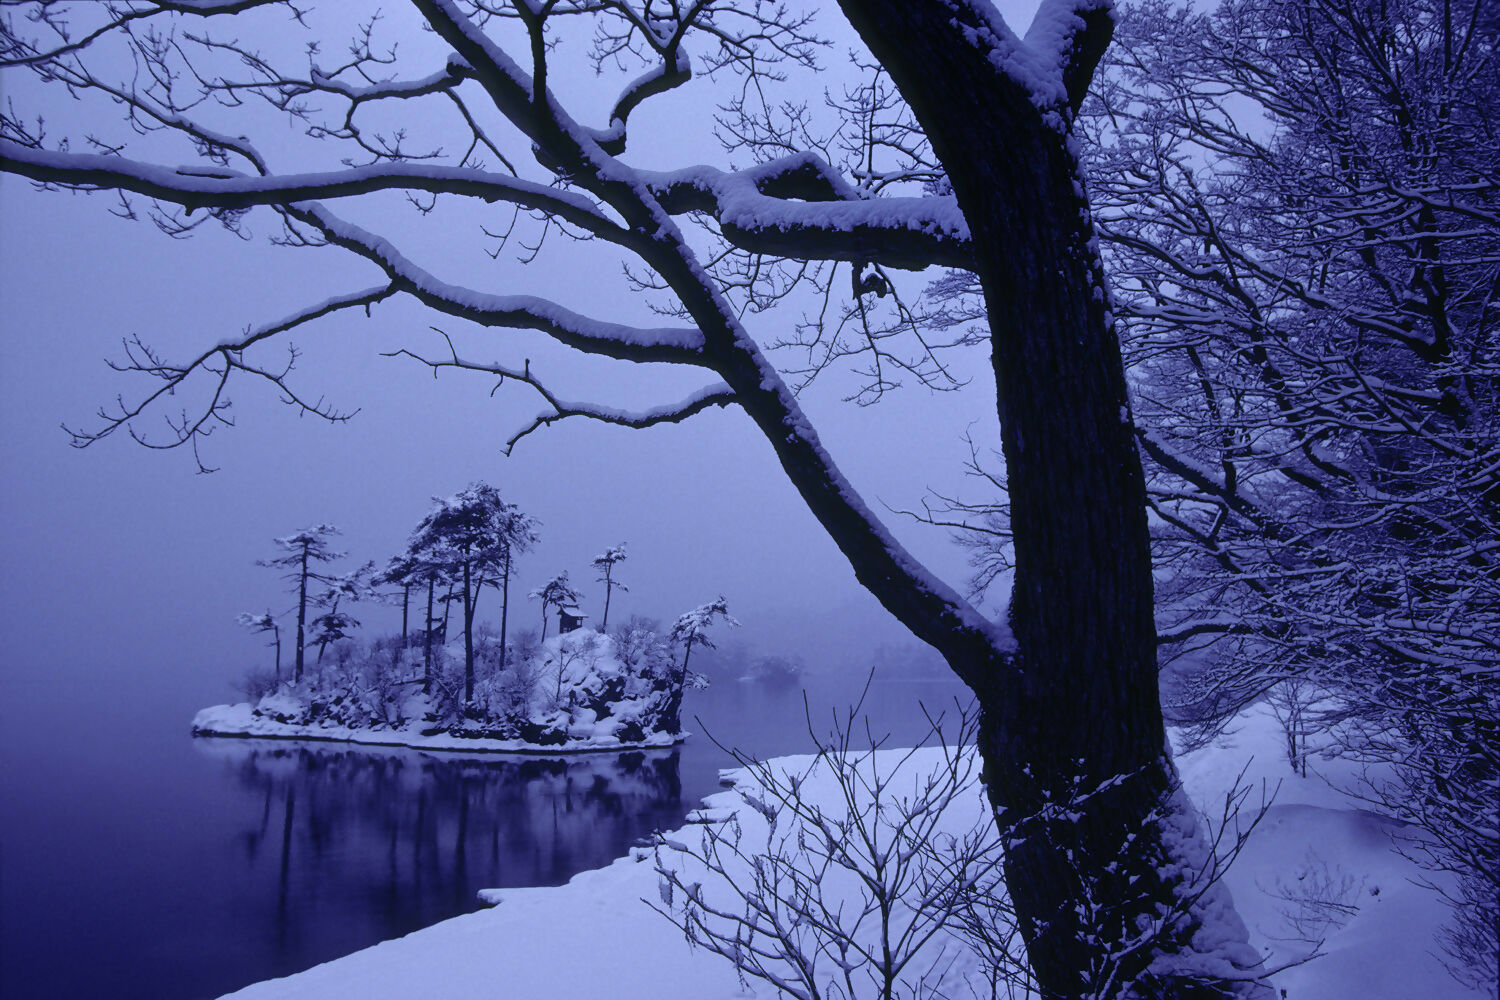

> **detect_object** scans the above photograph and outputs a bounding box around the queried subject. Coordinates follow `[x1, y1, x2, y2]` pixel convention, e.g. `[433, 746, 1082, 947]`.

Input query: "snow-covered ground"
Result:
[219, 703, 1491, 1000]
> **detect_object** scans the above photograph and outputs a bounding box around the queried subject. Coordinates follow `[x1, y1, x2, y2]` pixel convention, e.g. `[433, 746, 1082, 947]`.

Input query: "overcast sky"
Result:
[0, 1, 1039, 711]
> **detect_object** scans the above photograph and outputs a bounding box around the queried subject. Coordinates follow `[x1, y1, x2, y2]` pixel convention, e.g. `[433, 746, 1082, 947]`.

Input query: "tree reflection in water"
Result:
[196, 740, 683, 975]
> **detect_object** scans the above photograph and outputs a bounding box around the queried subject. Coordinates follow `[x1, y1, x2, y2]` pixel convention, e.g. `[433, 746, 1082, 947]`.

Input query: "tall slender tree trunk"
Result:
[462, 560, 475, 705]
[294, 544, 309, 683]
[832, 4, 1266, 996]
[400, 583, 410, 648]
[662, 632, 695, 736]
[499, 556, 511, 673]
[423, 576, 435, 694]
[600, 567, 613, 630]
[441, 579, 455, 637]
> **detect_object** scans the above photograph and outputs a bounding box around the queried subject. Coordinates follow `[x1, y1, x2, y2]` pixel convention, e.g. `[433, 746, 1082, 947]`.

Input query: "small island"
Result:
[196, 489, 735, 754]
[196, 629, 692, 752]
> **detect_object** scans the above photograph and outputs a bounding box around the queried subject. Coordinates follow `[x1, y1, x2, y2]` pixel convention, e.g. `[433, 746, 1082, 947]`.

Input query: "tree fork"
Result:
[836, 2, 1264, 995]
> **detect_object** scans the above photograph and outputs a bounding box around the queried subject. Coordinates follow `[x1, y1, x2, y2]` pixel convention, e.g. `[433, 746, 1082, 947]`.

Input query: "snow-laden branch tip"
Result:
[640, 154, 974, 272]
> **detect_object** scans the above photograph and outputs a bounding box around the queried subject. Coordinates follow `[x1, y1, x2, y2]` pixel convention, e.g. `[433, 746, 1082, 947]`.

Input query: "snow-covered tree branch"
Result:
[1, 0, 1278, 993]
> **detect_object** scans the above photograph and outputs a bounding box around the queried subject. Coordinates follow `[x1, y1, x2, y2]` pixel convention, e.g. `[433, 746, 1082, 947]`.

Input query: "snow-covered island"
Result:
[195, 628, 699, 753]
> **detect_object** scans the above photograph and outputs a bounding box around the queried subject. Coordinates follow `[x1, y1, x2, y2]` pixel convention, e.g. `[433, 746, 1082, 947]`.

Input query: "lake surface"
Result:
[0, 669, 969, 1000]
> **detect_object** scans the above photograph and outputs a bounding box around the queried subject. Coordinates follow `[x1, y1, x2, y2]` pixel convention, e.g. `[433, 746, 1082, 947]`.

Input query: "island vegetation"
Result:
[197, 484, 736, 750]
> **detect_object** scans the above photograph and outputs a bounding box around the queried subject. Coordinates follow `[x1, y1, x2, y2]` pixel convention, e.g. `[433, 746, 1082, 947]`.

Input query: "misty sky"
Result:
[0, 1, 1040, 709]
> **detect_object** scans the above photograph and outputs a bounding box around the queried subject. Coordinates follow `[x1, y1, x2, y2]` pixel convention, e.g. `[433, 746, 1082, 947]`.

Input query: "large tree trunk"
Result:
[836, 3, 1265, 995]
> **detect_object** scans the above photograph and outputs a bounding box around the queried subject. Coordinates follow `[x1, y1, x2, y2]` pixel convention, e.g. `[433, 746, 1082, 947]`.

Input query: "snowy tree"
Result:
[255, 525, 343, 683]
[235, 610, 282, 683]
[0, 2, 1274, 991]
[609, 614, 675, 686]
[410, 483, 538, 704]
[662, 597, 737, 734]
[309, 562, 373, 665]
[308, 607, 360, 664]
[889, 0, 1498, 983]
[403, 543, 452, 694]
[1078, 0, 1500, 978]
[669, 597, 739, 679]
[375, 553, 421, 651]
[529, 572, 582, 642]
[591, 543, 629, 630]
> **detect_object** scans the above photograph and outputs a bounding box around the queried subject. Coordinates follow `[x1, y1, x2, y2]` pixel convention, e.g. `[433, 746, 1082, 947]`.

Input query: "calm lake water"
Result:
[0, 669, 969, 1000]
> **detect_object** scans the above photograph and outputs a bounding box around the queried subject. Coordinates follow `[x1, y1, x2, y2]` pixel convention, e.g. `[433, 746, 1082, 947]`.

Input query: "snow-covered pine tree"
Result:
[256, 525, 344, 684]
[591, 544, 629, 630]
[529, 571, 582, 642]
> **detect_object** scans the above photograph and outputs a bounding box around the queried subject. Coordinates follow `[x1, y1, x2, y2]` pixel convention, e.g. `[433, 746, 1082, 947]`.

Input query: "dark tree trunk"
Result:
[462, 560, 475, 704]
[315, 595, 340, 665]
[423, 576, 435, 694]
[662, 633, 695, 736]
[828, 3, 1263, 996]
[499, 555, 511, 673]
[294, 544, 309, 683]
[400, 583, 410, 649]
[600, 567, 613, 630]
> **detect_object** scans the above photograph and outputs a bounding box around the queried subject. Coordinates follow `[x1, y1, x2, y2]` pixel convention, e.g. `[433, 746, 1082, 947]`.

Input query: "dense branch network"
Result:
[0, 0, 1024, 656]
[1, 2, 1289, 994]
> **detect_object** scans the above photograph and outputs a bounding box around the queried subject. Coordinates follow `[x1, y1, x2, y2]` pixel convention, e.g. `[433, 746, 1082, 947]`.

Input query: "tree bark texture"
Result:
[837, 3, 1263, 995]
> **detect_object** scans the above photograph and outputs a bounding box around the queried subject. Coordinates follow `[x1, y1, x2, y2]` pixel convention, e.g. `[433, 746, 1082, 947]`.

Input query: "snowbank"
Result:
[217, 702, 1491, 1000]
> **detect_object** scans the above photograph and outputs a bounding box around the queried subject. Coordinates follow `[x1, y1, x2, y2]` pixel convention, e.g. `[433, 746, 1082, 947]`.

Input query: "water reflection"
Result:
[194, 740, 683, 978]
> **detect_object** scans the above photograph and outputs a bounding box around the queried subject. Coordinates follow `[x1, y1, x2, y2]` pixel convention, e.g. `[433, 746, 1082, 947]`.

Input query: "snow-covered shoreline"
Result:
[191, 701, 686, 755]
[215, 703, 1492, 1000]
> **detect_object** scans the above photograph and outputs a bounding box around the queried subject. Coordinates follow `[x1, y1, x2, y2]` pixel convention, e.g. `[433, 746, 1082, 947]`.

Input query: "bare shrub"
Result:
[652, 704, 1010, 1000]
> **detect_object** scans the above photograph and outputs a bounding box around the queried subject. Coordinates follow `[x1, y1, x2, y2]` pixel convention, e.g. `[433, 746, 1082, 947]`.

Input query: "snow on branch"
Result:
[591, 49, 693, 155]
[904, 0, 1110, 118]
[641, 154, 974, 272]
[283, 203, 710, 363]
[0, 141, 619, 236]
[385, 328, 738, 454]
[504, 384, 738, 453]
[1023, 0, 1115, 113]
